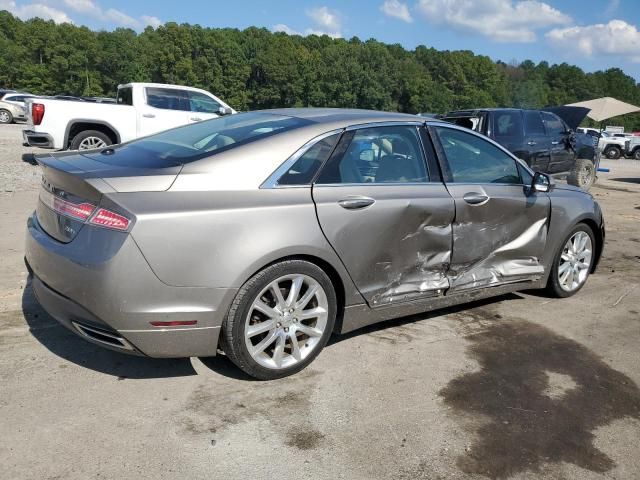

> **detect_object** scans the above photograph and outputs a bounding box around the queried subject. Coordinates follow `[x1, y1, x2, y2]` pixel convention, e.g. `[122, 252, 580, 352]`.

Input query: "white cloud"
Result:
[140, 14, 162, 29]
[273, 6, 343, 38]
[416, 0, 571, 42]
[103, 7, 137, 27]
[546, 20, 640, 62]
[0, 0, 72, 23]
[62, 0, 98, 15]
[380, 0, 413, 23]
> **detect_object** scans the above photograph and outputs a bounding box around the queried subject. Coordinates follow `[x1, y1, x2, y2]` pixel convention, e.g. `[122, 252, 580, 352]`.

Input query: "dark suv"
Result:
[440, 107, 597, 189]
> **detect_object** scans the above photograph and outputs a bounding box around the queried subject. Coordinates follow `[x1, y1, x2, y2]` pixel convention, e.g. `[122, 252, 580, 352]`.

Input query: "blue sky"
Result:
[2, 0, 639, 80]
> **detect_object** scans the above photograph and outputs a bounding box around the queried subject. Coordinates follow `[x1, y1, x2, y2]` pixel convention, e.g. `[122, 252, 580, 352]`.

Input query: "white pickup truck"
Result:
[23, 83, 235, 150]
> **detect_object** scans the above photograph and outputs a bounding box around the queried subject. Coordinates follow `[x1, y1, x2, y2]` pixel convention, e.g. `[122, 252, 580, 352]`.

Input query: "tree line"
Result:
[1, 11, 639, 130]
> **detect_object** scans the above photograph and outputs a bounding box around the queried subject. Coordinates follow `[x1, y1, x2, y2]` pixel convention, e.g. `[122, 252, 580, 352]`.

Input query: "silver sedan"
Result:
[25, 109, 604, 379]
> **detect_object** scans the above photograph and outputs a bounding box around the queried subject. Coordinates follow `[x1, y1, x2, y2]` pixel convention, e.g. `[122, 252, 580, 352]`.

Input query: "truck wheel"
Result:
[568, 158, 595, 190]
[70, 130, 112, 150]
[0, 109, 13, 124]
[603, 146, 621, 159]
[634, 149, 640, 161]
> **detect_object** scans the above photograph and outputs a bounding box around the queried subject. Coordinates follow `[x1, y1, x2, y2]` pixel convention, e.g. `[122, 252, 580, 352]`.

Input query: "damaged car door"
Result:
[313, 124, 455, 306]
[431, 125, 550, 291]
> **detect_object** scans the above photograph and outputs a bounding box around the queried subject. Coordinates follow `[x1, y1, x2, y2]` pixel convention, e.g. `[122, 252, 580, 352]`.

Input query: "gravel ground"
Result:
[1, 123, 639, 480]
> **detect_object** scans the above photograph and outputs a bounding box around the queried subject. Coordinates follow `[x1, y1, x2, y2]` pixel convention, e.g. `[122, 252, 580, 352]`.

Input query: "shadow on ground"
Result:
[611, 177, 640, 184]
[22, 279, 197, 379]
[440, 318, 640, 479]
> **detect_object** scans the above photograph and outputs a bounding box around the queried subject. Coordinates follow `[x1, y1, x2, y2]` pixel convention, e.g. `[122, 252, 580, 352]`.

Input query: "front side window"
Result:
[524, 111, 545, 136]
[434, 127, 521, 184]
[541, 112, 565, 135]
[146, 87, 189, 111]
[316, 126, 428, 184]
[278, 133, 340, 185]
[189, 91, 222, 114]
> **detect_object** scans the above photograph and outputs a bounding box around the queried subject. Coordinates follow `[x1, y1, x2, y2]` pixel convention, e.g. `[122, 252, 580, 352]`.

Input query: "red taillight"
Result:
[40, 189, 95, 221]
[89, 208, 130, 231]
[32, 103, 45, 125]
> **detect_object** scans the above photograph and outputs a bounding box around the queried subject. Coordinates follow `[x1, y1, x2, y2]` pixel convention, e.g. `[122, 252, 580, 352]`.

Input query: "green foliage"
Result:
[1, 11, 639, 130]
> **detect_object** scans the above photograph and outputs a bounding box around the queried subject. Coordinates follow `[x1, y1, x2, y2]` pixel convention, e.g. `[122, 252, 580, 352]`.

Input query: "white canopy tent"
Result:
[567, 97, 640, 123]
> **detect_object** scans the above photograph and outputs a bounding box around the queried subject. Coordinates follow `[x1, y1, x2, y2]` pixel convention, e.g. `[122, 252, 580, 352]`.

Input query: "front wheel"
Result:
[546, 224, 595, 298]
[222, 260, 337, 380]
[0, 109, 13, 124]
[604, 145, 621, 159]
[567, 158, 595, 190]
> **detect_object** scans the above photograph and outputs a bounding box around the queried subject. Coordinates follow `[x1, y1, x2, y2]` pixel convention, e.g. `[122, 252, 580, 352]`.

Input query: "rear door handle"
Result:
[551, 141, 560, 145]
[142, 113, 155, 118]
[190, 117, 202, 121]
[527, 141, 537, 146]
[463, 192, 490, 205]
[338, 196, 375, 210]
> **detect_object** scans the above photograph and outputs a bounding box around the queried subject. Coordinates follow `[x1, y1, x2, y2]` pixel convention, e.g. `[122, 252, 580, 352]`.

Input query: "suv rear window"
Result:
[89, 112, 314, 167]
[523, 111, 545, 135]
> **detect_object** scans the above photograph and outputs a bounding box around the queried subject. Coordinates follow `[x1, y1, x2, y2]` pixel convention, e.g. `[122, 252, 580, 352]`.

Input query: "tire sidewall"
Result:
[225, 260, 337, 380]
[548, 223, 595, 298]
[634, 149, 640, 160]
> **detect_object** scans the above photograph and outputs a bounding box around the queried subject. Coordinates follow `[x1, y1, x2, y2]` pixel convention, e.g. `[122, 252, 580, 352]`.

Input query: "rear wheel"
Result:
[222, 260, 336, 380]
[69, 130, 111, 150]
[0, 109, 13, 124]
[546, 224, 595, 298]
[567, 158, 595, 190]
[604, 145, 621, 159]
[633, 149, 640, 160]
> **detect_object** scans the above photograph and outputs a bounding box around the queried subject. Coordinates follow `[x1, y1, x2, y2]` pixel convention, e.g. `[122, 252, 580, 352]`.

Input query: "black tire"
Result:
[603, 145, 621, 160]
[567, 158, 595, 190]
[546, 223, 595, 298]
[222, 260, 337, 380]
[633, 149, 640, 161]
[69, 130, 112, 150]
[0, 109, 13, 124]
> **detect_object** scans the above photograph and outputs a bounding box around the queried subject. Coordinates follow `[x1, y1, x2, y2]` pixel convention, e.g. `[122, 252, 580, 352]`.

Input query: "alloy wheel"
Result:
[244, 274, 328, 370]
[78, 136, 107, 150]
[0, 110, 10, 123]
[558, 231, 592, 292]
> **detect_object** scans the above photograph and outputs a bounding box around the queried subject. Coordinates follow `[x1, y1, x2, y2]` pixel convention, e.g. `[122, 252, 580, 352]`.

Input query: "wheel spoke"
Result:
[253, 300, 279, 319]
[272, 334, 285, 367]
[247, 320, 275, 338]
[251, 330, 278, 356]
[297, 324, 323, 337]
[558, 262, 570, 275]
[295, 284, 318, 310]
[290, 333, 302, 361]
[286, 276, 304, 307]
[299, 306, 327, 320]
[270, 283, 287, 309]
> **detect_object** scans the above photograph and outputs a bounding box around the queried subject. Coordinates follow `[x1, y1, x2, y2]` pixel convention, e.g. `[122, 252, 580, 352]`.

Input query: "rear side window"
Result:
[278, 133, 340, 185]
[434, 127, 520, 184]
[541, 112, 565, 135]
[189, 91, 222, 114]
[146, 87, 189, 111]
[524, 111, 545, 135]
[492, 111, 523, 141]
[116, 87, 133, 106]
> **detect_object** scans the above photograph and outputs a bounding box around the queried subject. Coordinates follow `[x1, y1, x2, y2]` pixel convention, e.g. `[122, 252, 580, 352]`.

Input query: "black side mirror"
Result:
[218, 106, 233, 116]
[531, 172, 551, 193]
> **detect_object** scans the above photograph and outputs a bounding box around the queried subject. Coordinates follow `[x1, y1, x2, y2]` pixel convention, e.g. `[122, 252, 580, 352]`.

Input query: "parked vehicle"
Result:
[0, 89, 17, 100]
[23, 82, 234, 150]
[625, 137, 640, 160]
[440, 107, 597, 189]
[25, 109, 605, 379]
[0, 93, 36, 123]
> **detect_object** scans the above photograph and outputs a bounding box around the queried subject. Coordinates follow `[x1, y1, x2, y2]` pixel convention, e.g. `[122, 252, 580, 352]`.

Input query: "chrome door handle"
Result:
[463, 192, 490, 205]
[527, 141, 537, 146]
[551, 141, 560, 145]
[190, 117, 202, 121]
[142, 113, 155, 118]
[338, 196, 375, 210]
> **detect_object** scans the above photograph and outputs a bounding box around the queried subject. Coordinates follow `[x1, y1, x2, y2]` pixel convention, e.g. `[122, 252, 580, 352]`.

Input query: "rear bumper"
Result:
[25, 213, 237, 357]
[22, 129, 55, 149]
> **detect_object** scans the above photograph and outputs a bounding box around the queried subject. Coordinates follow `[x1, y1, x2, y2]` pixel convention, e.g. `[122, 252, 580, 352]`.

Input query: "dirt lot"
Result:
[1, 122, 639, 480]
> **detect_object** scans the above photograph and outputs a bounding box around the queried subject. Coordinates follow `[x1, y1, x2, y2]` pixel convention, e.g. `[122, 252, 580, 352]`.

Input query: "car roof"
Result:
[263, 108, 423, 126]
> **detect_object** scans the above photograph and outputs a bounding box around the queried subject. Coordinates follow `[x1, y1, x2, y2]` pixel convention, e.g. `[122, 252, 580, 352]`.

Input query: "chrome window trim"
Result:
[261, 129, 344, 189]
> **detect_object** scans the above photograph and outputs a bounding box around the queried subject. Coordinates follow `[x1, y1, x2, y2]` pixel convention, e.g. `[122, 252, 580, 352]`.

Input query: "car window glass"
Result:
[524, 111, 545, 135]
[517, 162, 533, 186]
[189, 91, 222, 114]
[541, 112, 565, 135]
[435, 127, 521, 184]
[492, 111, 523, 141]
[278, 134, 340, 185]
[316, 126, 428, 184]
[146, 87, 189, 111]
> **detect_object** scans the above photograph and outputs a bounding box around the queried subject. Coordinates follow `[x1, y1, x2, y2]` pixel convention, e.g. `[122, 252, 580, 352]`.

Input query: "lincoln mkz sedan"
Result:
[25, 109, 605, 379]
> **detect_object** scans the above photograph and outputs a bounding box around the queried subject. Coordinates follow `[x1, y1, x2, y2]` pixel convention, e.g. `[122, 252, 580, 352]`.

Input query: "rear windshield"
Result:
[88, 112, 313, 168]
